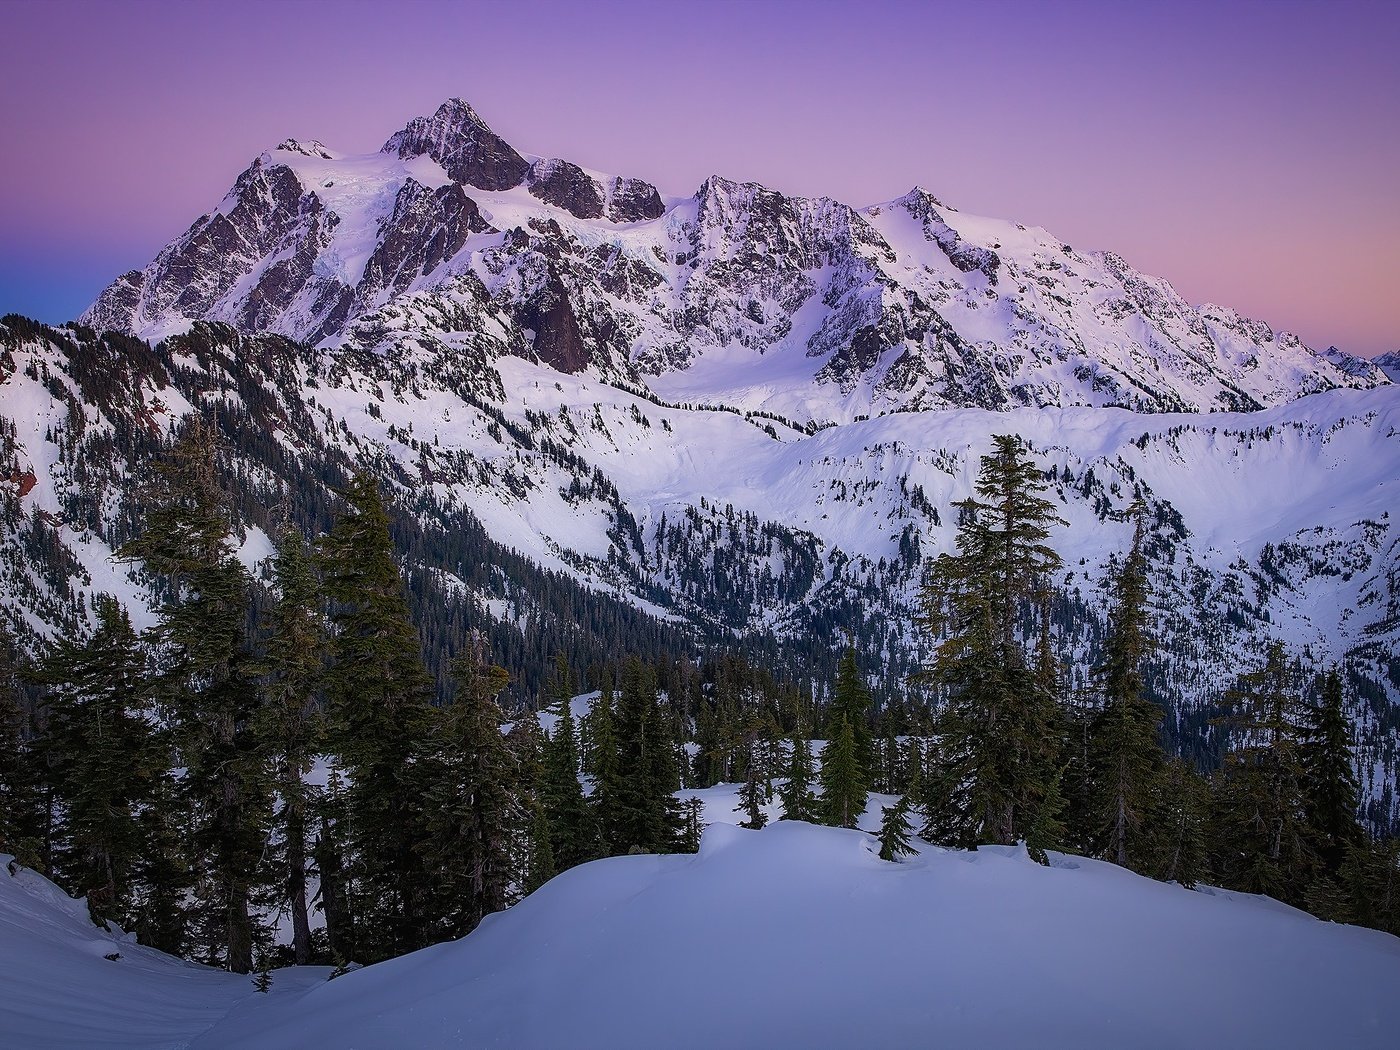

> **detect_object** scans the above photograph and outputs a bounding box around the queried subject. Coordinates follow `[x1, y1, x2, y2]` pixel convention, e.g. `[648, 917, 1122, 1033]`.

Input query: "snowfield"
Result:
[6, 820, 1400, 1049]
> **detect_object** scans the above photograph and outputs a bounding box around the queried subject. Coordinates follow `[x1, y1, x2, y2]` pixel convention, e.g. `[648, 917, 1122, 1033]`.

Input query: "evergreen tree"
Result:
[737, 764, 768, 830]
[422, 631, 518, 938]
[584, 678, 625, 853]
[312, 771, 355, 962]
[1337, 837, 1400, 936]
[828, 645, 873, 774]
[778, 728, 821, 823]
[319, 470, 436, 960]
[1087, 514, 1166, 872]
[1210, 642, 1313, 904]
[1149, 758, 1210, 889]
[539, 655, 596, 870]
[610, 659, 681, 853]
[508, 710, 555, 895]
[819, 718, 867, 829]
[1299, 668, 1363, 876]
[678, 797, 704, 853]
[35, 597, 163, 929]
[257, 525, 327, 966]
[877, 796, 917, 861]
[915, 435, 1065, 853]
[121, 417, 270, 973]
[0, 625, 43, 869]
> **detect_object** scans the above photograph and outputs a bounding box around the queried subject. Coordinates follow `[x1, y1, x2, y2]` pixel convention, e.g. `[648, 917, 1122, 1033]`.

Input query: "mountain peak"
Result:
[382, 98, 529, 191]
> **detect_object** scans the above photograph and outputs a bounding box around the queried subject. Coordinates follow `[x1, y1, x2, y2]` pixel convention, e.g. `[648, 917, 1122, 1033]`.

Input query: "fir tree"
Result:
[1299, 668, 1363, 876]
[539, 655, 596, 870]
[610, 659, 681, 853]
[819, 718, 867, 829]
[737, 764, 768, 830]
[778, 728, 821, 823]
[257, 525, 327, 966]
[584, 678, 625, 854]
[319, 470, 436, 959]
[121, 417, 270, 973]
[678, 797, 704, 853]
[35, 597, 163, 930]
[1150, 758, 1210, 889]
[1210, 642, 1313, 904]
[421, 631, 518, 938]
[828, 644, 874, 775]
[1337, 837, 1400, 936]
[915, 435, 1065, 853]
[877, 796, 917, 861]
[1087, 514, 1166, 872]
[0, 625, 43, 870]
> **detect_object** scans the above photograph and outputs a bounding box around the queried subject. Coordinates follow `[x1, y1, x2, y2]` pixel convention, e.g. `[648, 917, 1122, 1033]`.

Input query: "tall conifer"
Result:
[319, 470, 435, 959]
[121, 417, 269, 973]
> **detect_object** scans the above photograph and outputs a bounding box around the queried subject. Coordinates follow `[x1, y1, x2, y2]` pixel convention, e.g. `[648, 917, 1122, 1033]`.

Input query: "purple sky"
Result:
[3, 0, 1397, 356]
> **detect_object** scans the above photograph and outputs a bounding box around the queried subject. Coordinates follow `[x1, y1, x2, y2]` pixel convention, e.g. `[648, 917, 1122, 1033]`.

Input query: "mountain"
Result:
[2, 99, 1398, 824]
[84, 99, 1387, 422]
[7, 819, 1400, 1048]
[1374, 351, 1400, 382]
[3, 313, 1399, 824]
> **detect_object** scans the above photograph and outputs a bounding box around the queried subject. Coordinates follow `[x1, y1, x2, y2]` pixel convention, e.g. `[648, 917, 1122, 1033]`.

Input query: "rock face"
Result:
[528, 159, 605, 220]
[383, 98, 530, 191]
[84, 99, 1391, 421]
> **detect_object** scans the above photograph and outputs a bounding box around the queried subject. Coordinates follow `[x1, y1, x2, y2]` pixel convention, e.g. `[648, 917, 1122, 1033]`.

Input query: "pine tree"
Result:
[778, 727, 820, 823]
[1299, 668, 1363, 877]
[35, 597, 163, 930]
[584, 679, 625, 854]
[678, 797, 704, 853]
[1087, 514, 1166, 872]
[737, 764, 768, 830]
[1149, 758, 1210, 889]
[0, 625, 43, 870]
[610, 659, 681, 853]
[257, 525, 327, 966]
[509, 709, 555, 894]
[1337, 837, 1400, 936]
[319, 470, 437, 959]
[819, 718, 867, 830]
[421, 630, 518, 938]
[539, 655, 596, 870]
[828, 645, 873, 775]
[877, 796, 917, 861]
[915, 435, 1065, 853]
[1210, 642, 1313, 904]
[121, 417, 270, 973]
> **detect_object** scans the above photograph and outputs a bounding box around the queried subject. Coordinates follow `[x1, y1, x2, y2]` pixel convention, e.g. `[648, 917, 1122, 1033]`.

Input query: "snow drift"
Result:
[8, 818, 1397, 1049]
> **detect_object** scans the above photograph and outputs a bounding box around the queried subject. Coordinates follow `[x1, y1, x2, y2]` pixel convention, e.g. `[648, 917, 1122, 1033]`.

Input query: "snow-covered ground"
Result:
[7, 814, 1400, 1048]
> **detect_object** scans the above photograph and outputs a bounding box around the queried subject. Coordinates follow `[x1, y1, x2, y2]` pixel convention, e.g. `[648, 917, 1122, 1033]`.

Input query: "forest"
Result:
[1, 416, 1397, 981]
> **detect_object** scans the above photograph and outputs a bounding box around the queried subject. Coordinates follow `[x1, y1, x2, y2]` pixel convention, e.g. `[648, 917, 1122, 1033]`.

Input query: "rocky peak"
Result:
[382, 98, 530, 192]
[528, 158, 605, 219]
[276, 139, 333, 159]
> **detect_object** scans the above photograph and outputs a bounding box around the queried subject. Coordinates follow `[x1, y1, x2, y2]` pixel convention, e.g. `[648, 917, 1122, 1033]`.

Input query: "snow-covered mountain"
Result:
[3, 315, 1399, 822]
[84, 99, 1387, 421]
[1374, 351, 1400, 383]
[7, 819, 1400, 1049]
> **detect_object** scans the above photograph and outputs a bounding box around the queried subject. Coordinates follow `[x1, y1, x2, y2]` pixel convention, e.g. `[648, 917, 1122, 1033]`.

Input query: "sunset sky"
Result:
[3, 0, 1397, 356]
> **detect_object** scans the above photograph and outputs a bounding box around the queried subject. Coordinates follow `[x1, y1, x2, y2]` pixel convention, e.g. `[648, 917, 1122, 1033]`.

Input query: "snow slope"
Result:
[197, 823, 1400, 1050]
[0, 856, 328, 1049]
[8, 810, 1400, 1050]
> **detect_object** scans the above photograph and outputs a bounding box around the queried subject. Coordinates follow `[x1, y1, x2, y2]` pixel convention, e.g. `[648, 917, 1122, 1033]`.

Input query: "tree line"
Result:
[0, 421, 1397, 981]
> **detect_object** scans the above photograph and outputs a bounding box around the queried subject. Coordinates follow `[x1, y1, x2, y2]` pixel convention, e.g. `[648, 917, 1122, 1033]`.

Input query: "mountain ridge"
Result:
[83, 99, 1387, 424]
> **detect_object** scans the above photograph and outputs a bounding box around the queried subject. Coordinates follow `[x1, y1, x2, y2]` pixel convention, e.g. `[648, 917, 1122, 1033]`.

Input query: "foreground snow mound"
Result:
[0, 856, 326, 1049]
[0, 855, 241, 1049]
[197, 824, 1400, 1050]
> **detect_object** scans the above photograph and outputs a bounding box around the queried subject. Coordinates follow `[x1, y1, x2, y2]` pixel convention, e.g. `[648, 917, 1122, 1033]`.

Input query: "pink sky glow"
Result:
[2, 0, 1397, 356]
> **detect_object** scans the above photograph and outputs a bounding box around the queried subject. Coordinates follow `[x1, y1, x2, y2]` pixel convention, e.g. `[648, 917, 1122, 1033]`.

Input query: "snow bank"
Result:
[195, 824, 1400, 1049]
